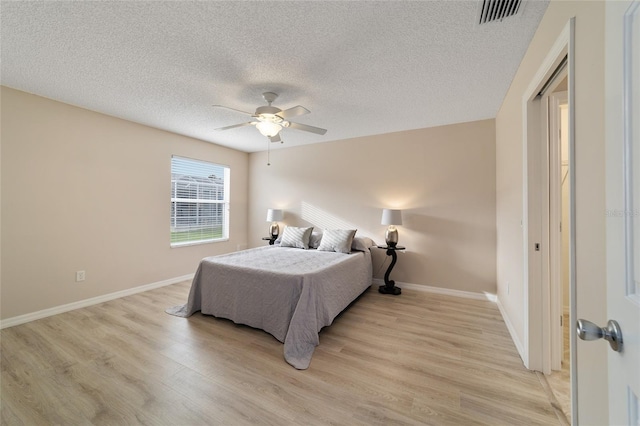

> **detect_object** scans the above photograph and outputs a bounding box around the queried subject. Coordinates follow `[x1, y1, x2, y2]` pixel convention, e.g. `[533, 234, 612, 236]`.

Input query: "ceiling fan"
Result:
[213, 92, 327, 143]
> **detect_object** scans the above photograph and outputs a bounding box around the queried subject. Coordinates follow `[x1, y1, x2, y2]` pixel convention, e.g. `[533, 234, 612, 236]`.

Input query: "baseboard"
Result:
[0, 274, 194, 329]
[496, 297, 526, 362]
[372, 279, 497, 302]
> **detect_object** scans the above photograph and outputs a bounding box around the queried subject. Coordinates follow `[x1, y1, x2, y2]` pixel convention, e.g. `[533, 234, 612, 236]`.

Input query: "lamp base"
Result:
[385, 228, 398, 248]
[379, 284, 402, 295]
[269, 223, 279, 239]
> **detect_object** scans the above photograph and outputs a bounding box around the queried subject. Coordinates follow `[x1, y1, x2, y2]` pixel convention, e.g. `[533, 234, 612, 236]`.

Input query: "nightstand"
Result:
[376, 245, 405, 295]
[262, 236, 277, 245]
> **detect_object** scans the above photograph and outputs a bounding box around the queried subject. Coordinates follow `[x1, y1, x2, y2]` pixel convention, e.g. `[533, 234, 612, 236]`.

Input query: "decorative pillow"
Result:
[317, 229, 357, 254]
[352, 236, 376, 252]
[279, 226, 314, 249]
[309, 232, 323, 249]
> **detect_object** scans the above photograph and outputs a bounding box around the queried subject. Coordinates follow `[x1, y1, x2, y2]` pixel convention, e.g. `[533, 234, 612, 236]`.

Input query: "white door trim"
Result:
[521, 20, 577, 421]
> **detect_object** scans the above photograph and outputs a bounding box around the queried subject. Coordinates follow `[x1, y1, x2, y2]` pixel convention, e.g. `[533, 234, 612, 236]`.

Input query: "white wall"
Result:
[1, 86, 249, 320]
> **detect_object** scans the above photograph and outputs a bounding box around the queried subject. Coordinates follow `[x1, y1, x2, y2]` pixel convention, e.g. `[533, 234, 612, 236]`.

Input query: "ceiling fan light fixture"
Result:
[256, 121, 282, 137]
[258, 112, 283, 123]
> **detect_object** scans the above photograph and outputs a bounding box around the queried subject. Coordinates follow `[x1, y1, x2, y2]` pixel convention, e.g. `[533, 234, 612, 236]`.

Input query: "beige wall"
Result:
[2, 88, 496, 316]
[248, 120, 497, 294]
[1, 86, 249, 320]
[495, 0, 606, 423]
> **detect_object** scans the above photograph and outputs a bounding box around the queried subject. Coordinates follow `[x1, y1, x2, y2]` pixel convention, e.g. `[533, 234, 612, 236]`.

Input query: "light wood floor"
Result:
[2, 281, 564, 425]
[545, 312, 571, 425]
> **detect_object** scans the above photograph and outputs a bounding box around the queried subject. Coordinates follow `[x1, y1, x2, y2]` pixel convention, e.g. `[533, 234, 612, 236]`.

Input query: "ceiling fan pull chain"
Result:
[267, 139, 271, 166]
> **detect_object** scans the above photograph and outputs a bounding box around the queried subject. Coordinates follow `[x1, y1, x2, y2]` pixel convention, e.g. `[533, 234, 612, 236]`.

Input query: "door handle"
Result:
[576, 319, 623, 352]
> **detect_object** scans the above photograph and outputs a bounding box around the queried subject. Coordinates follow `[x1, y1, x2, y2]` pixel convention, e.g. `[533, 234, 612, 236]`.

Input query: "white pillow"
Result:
[280, 226, 314, 249]
[317, 229, 357, 254]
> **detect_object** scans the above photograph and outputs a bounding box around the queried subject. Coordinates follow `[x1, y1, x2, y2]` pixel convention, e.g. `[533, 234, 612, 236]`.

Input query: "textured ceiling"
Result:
[1, 1, 549, 153]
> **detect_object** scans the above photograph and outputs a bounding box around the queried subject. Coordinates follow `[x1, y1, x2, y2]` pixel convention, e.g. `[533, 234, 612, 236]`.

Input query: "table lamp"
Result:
[381, 209, 402, 247]
[266, 209, 284, 238]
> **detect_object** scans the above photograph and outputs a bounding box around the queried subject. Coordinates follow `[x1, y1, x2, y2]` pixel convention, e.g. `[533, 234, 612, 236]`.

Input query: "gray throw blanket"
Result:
[166, 246, 372, 369]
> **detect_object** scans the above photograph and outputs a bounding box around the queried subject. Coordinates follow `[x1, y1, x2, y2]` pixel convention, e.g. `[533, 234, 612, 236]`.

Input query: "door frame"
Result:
[521, 18, 577, 418]
[548, 89, 568, 372]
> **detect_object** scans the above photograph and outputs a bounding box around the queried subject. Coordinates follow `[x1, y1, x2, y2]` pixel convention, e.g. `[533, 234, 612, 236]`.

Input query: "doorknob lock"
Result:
[577, 319, 623, 352]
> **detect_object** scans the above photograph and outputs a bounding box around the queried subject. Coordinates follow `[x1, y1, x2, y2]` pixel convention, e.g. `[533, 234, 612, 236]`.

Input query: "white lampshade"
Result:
[256, 121, 282, 137]
[266, 209, 284, 222]
[381, 209, 403, 226]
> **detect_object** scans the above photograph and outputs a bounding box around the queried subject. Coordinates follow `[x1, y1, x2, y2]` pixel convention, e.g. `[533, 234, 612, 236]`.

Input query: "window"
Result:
[170, 156, 229, 247]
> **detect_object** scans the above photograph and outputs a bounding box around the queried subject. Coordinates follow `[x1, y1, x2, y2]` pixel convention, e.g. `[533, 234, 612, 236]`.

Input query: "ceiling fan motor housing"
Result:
[262, 91, 279, 104]
[255, 105, 283, 121]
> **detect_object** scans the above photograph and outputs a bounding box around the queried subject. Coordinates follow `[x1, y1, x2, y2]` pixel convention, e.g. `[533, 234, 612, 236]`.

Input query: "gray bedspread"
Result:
[166, 245, 372, 369]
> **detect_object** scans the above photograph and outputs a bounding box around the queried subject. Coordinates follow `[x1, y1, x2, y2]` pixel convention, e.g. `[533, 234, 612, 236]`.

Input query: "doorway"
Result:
[546, 82, 571, 423]
[521, 19, 576, 424]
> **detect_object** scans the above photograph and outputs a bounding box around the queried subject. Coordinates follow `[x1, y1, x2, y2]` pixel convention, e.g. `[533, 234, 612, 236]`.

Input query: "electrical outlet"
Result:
[76, 271, 86, 282]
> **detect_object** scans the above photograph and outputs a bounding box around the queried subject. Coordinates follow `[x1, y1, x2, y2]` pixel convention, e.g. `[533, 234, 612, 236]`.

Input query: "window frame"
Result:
[170, 155, 230, 247]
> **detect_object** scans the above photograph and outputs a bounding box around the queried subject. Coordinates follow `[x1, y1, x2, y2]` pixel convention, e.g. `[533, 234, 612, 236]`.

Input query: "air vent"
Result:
[478, 0, 522, 24]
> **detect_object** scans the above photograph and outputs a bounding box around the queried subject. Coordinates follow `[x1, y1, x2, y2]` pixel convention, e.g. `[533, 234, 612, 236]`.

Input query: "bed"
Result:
[166, 231, 374, 369]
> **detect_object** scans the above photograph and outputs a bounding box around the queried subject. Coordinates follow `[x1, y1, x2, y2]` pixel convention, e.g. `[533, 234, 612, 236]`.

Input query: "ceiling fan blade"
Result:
[287, 121, 327, 135]
[269, 134, 282, 143]
[212, 105, 254, 116]
[215, 122, 255, 131]
[276, 106, 310, 120]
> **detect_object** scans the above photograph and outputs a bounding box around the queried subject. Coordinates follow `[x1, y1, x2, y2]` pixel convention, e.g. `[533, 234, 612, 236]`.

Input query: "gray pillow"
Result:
[352, 237, 376, 251]
[280, 226, 314, 249]
[309, 232, 323, 249]
[317, 229, 357, 254]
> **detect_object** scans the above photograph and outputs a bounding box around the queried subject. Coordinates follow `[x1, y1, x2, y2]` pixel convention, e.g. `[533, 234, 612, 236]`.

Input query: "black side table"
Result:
[376, 245, 405, 295]
[262, 236, 277, 245]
